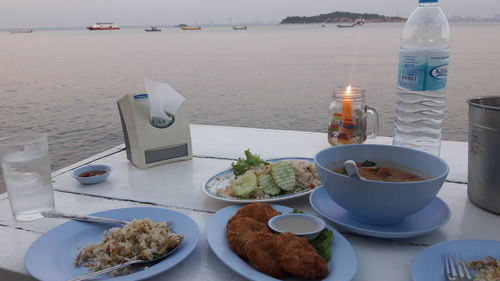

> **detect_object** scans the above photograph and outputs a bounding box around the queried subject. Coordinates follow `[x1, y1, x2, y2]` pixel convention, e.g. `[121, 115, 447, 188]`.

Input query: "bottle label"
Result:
[398, 49, 449, 91]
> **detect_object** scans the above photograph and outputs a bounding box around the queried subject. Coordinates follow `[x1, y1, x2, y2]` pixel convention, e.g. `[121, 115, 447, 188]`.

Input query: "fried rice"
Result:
[216, 160, 320, 199]
[74, 218, 182, 276]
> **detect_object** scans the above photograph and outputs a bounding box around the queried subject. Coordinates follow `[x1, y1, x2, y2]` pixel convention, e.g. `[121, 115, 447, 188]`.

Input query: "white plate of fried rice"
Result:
[201, 158, 321, 203]
[24, 207, 199, 281]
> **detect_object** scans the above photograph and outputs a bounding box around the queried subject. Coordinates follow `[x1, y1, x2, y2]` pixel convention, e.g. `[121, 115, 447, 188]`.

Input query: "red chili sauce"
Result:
[79, 170, 107, 177]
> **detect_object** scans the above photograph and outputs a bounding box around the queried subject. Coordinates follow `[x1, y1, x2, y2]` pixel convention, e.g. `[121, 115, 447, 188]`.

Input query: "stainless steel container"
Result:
[467, 96, 500, 215]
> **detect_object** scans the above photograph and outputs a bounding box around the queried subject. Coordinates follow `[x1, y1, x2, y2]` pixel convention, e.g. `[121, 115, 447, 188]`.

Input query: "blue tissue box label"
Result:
[133, 93, 149, 100]
[398, 48, 449, 91]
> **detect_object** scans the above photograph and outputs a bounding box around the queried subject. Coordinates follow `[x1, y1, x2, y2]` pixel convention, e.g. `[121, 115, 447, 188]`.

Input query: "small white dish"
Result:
[268, 213, 325, 241]
[72, 164, 112, 185]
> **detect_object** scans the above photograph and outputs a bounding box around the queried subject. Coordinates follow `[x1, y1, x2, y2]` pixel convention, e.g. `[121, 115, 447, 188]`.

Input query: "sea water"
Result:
[2, 151, 54, 221]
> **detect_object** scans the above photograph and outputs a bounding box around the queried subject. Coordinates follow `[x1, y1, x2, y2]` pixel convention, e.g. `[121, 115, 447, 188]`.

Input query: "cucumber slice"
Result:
[271, 162, 296, 191]
[233, 171, 258, 197]
[258, 174, 281, 195]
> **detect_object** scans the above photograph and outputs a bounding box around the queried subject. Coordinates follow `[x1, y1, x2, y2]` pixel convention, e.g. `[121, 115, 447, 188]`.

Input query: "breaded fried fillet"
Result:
[228, 203, 281, 225]
[275, 232, 329, 279]
[244, 231, 287, 279]
[227, 217, 269, 259]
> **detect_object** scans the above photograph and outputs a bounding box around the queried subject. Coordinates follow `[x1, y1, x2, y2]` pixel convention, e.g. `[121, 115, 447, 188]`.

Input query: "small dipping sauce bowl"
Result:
[72, 164, 112, 185]
[268, 213, 325, 241]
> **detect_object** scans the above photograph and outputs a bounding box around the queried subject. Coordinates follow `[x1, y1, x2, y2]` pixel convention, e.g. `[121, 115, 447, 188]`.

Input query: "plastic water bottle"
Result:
[392, 0, 450, 156]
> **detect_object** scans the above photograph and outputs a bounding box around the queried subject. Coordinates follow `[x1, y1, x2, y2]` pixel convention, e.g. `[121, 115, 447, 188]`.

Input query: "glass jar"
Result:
[328, 85, 379, 146]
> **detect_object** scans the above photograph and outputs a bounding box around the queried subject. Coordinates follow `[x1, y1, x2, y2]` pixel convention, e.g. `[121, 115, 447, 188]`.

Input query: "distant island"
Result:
[280, 11, 405, 24]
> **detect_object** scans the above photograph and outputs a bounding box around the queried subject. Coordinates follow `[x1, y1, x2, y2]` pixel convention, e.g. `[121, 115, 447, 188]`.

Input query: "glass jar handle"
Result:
[366, 106, 379, 139]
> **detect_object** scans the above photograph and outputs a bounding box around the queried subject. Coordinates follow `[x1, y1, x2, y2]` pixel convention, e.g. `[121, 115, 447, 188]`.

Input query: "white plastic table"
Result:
[0, 124, 498, 281]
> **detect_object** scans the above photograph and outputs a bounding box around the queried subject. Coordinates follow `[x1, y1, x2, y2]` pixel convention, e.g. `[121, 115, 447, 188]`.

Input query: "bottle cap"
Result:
[419, 0, 438, 3]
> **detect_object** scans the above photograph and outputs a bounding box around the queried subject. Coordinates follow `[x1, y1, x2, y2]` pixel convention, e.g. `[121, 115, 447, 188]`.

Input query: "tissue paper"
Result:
[144, 77, 186, 128]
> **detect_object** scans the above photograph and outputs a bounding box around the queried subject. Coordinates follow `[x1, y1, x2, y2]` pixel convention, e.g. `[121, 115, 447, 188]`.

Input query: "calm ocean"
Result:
[1, 22, 500, 171]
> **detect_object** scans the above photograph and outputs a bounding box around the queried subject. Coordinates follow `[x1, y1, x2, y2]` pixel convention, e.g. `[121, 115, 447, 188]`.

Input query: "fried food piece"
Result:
[227, 217, 269, 259]
[244, 231, 287, 279]
[275, 232, 329, 279]
[228, 203, 281, 225]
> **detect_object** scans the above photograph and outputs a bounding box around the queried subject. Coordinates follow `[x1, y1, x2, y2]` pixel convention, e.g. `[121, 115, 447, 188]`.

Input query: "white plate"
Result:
[412, 239, 500, 281]
[206, 204, 358, 281]
[24, 207, 200, 281]
[201, 157, 319, 203]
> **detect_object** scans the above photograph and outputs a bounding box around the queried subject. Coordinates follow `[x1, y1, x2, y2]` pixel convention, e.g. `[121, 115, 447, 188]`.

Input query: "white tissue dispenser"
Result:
[117, 93, 192, 169]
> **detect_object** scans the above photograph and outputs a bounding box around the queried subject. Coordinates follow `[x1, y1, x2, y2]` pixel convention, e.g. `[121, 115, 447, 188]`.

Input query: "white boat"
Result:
[87, 22, 120, 30]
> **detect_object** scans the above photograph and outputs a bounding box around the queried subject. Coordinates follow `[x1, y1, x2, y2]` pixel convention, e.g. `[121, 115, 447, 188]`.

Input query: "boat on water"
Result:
[232, 26, 247, 30]
[337, 18, 365, 28]
[337, 23, 356, 28]
[180, 26, 201, 30]
[10, 29, 33, 34]
[145, 26, 161, 32]
[175, 24, 188, 27]
[87, 23, 120, 30]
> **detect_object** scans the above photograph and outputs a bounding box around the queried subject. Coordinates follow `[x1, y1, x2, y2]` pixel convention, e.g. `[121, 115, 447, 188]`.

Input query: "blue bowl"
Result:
[72, 164, 112, 185]
[314, 144, 449, 225]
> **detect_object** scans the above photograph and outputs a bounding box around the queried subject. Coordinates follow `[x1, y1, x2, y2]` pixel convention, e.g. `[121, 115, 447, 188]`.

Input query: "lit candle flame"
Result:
[346, 85, 352, 96]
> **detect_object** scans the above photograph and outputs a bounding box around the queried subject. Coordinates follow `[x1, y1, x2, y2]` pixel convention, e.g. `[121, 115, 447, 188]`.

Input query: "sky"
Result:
[1, 0, 499, 29]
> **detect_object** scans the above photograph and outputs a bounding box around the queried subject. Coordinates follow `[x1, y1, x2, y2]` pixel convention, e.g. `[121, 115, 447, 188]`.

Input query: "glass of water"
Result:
[0, 133, 55, 221]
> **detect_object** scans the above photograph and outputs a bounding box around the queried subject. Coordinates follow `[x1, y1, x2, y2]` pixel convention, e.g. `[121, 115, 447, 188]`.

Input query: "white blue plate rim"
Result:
[412, 239, 500, 281]
[24, 207, 200, 281]
[310, 186, 451, 239]
[206, 204, 358, 281]
[201, 157, 317, 203]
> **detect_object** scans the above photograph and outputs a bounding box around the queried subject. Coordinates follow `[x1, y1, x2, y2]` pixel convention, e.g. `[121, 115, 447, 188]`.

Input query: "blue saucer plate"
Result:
[24, 207, 200, 281]
[310, 186, 451, 239]
[201, 158, 317, 203]
[206, 204, 358, 281]
[412, 239, 500, 281]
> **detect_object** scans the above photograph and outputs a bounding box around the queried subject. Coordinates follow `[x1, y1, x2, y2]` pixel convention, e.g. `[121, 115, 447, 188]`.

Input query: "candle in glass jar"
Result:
[342, 85, 353, 129]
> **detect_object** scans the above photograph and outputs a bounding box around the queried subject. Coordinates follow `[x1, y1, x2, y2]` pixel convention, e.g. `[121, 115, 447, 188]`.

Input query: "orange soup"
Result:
[333, 160, 427, 182]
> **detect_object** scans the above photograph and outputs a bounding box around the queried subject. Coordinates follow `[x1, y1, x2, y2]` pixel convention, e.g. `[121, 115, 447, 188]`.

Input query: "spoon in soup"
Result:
[344, 160, 367, 180]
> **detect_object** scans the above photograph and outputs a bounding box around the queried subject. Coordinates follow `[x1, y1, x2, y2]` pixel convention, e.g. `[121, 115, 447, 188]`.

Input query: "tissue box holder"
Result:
[118, 93, 193, 169]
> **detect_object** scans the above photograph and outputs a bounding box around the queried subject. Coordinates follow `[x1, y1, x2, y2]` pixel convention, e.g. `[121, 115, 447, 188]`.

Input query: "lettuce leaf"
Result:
[231, 149, 268, 176]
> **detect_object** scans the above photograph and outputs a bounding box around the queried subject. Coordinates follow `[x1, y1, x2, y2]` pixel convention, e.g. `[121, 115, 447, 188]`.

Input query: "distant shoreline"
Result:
[2, 20, 500, 32]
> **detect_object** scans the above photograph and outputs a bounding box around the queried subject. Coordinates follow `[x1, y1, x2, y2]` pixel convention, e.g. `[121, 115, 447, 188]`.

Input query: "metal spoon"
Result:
[343, 160, 366, 180]
[41, 210, 132, 226]
[67, 237, 183, 281]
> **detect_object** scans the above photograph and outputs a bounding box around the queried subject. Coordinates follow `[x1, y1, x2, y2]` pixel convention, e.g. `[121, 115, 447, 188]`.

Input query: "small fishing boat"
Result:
[337, 18, 365, 28]
[232, 26, 247, 30]
[10, 29, 33, 34]
[337, 23, 356, 28]
[145, 26, 161, 32]
[175, 24, 188, 28]
[87, 23, 120, 30]
[180, 26, 201, 30]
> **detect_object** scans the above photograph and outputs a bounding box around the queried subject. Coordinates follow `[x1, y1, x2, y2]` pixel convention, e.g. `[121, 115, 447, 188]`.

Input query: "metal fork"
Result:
[444, 252, 473, 281]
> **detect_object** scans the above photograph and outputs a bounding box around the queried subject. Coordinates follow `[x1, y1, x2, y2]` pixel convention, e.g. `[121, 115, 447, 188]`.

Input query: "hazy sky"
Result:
[1, 0, 499, 29]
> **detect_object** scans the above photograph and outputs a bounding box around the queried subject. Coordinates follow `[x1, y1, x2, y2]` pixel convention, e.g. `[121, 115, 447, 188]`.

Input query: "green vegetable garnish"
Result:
[309, 229, 334, 262]
[258, 174, 281, 195]
[271, 162, 296, 191]
[231, 149, 268, 176]
[233, 171, 258, 197]
[290, 209, 305, 214]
